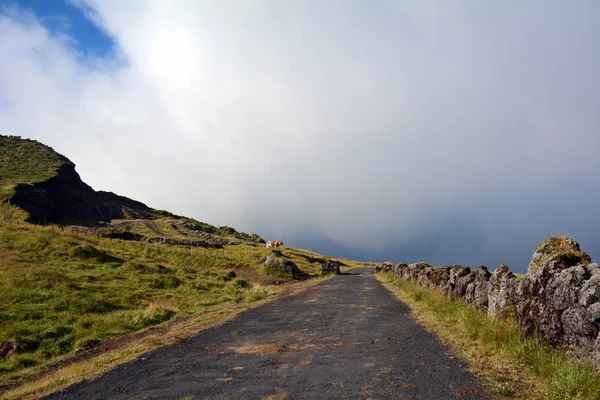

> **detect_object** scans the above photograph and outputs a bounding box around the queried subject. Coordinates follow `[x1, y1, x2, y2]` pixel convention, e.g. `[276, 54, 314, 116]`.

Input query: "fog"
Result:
[1, 1, 599, 271]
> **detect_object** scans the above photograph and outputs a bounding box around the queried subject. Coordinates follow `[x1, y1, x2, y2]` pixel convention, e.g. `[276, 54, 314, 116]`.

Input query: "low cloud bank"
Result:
[1, 1, 599, 272]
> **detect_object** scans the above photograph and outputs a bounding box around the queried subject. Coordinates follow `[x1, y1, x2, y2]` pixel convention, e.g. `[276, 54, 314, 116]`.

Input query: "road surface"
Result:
[46, 268, 486, 399]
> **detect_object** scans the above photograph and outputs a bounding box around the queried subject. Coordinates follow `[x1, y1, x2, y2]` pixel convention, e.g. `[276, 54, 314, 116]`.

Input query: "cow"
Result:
[266, 241, 284, 248]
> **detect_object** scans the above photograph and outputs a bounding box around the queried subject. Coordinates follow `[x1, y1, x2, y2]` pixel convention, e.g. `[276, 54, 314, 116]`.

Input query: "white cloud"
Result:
[1, 1, 599, 270]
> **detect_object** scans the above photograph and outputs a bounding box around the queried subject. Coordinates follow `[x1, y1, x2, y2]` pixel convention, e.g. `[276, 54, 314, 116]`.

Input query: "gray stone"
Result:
[587, 303, 600, 322]
[379, 239, 600, 365]
[487, 264, 518, 319]
[562, 308, 596, 338]
[321, 260, 341, 275]
[264, 255, 302, 279]
[465, 266, 491, 309]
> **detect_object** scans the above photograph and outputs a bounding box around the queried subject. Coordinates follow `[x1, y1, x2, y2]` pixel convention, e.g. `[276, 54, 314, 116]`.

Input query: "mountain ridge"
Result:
[0, 134, 263, 244]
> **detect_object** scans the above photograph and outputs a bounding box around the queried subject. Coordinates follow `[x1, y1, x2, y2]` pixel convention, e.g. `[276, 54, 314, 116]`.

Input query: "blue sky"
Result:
[2, 0, 114, 57]
[1, 1, 599, 272]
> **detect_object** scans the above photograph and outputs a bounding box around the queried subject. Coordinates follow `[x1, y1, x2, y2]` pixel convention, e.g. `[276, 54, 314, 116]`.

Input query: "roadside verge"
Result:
[376, 271, 600, 400]
[1, 278, 327, 400]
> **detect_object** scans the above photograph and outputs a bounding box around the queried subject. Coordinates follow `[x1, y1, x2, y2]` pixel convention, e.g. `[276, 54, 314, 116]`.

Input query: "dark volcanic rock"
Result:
[487, 264, 518, 319]
[464, 266, 491, 309]
[448, 265, 473, 299]
[321, 260, 341, 275]
[375, 237, 600, 364]
[264, 255, 303, 280]
[12, 163, 154, 225]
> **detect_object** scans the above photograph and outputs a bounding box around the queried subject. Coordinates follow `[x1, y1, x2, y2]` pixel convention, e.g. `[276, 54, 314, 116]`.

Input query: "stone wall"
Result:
[375, 238, 600, 364]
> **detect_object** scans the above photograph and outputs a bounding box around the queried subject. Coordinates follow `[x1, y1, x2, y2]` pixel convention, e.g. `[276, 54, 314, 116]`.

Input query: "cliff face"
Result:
[1, 135, 263, 241]
[11, 162, 154, 225]
[11, 154, 155, 225]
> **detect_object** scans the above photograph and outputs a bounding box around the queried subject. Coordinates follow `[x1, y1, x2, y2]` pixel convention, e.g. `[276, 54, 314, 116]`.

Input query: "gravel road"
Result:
[45, 268, 487, 399]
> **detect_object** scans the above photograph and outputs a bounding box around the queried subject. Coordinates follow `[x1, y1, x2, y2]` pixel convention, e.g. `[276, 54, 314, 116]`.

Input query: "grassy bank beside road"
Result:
[0, 277, 325, 400]
[0, 218, 348, 391]
[376, 271, 600, 400]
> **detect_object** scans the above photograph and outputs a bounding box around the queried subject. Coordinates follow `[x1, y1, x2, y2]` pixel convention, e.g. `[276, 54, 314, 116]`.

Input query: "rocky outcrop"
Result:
[145, 236, 224, 248]
[11, 163, 155, 225]
[321, 260, 341, 275]
[376, 237, 600, 364]
[3, 136, 266, 246]
[264, 255, 304, 280]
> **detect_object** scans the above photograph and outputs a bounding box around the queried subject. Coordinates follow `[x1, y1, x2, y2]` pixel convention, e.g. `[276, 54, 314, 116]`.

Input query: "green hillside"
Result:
[0, 135, 367, 390]
[0, 136, 69, 202]
[0, 134, 263, 243]
[0, 216, 365, 388]
[0, 220, 266, 384]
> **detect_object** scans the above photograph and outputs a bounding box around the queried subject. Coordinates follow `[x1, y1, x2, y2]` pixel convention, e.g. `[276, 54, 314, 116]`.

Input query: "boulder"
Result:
[516, 237, 598, 353]
[487, 264, 518, 319]
[393, 263, 409, 275]
[527, 237, 591, 275]
[264, 255, 303, 279]
[321, 260, 341, 275]
[464, 266, 491, 309]
[448, 265, 474, 299]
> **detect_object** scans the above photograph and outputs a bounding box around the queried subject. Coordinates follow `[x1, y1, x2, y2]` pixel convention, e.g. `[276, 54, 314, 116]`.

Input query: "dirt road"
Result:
[45, 268, 486, 399]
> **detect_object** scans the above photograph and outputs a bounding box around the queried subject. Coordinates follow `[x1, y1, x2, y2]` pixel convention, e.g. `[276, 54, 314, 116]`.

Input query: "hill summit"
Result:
[0, 134, 263, 244]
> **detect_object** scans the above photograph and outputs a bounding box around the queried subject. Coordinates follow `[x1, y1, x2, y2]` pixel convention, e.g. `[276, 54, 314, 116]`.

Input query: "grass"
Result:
[0, 135, 68, 202]
[220, 243, 371, 276]
[0, 135, 265, 245]
[530, 236, 591, 273]
[0, 217, 334, 389]
[1, 277, 324, 400]
[0, 134, 366, 396]
[376, 271, 600, 400]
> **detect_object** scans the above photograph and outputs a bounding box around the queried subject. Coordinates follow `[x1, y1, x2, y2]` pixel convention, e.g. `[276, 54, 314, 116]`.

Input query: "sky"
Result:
[0, 1, 599, 272]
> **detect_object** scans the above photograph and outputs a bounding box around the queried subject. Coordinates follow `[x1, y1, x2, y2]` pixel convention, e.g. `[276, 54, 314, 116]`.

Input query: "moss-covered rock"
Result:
[528, 237, 591, 275]
[263, 255, 303, 280]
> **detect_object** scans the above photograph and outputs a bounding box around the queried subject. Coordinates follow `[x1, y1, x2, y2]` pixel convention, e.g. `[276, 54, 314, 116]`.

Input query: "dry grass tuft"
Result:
[231, 343, 286, 355]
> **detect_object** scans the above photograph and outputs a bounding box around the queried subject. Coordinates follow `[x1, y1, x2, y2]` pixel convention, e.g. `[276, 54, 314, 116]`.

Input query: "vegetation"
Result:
[115, 216, 266, 245]
[0, 134, 263, 243]
[377, 271, 600, 399]
[0, 135, 68, 202]
[0, 217, 340, 388]
[530, 236, 591, 273]
[0, 134, 373, 398]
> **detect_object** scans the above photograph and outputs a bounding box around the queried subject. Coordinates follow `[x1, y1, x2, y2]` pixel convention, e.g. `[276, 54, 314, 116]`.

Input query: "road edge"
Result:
[1, 277, 330, 400]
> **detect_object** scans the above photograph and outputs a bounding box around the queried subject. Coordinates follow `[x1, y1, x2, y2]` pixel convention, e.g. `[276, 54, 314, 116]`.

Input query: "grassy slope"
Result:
[0, 136, 371, 396]
[0, 135, 264, 243]
[376, 271, 600, 400]
[100, 217, 264, 247]
[0, 136, 68, 203]
[0, 218, 352, 389]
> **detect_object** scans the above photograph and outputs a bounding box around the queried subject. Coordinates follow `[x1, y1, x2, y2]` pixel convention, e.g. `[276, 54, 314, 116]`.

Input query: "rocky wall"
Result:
[376, 238, 600, 364]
